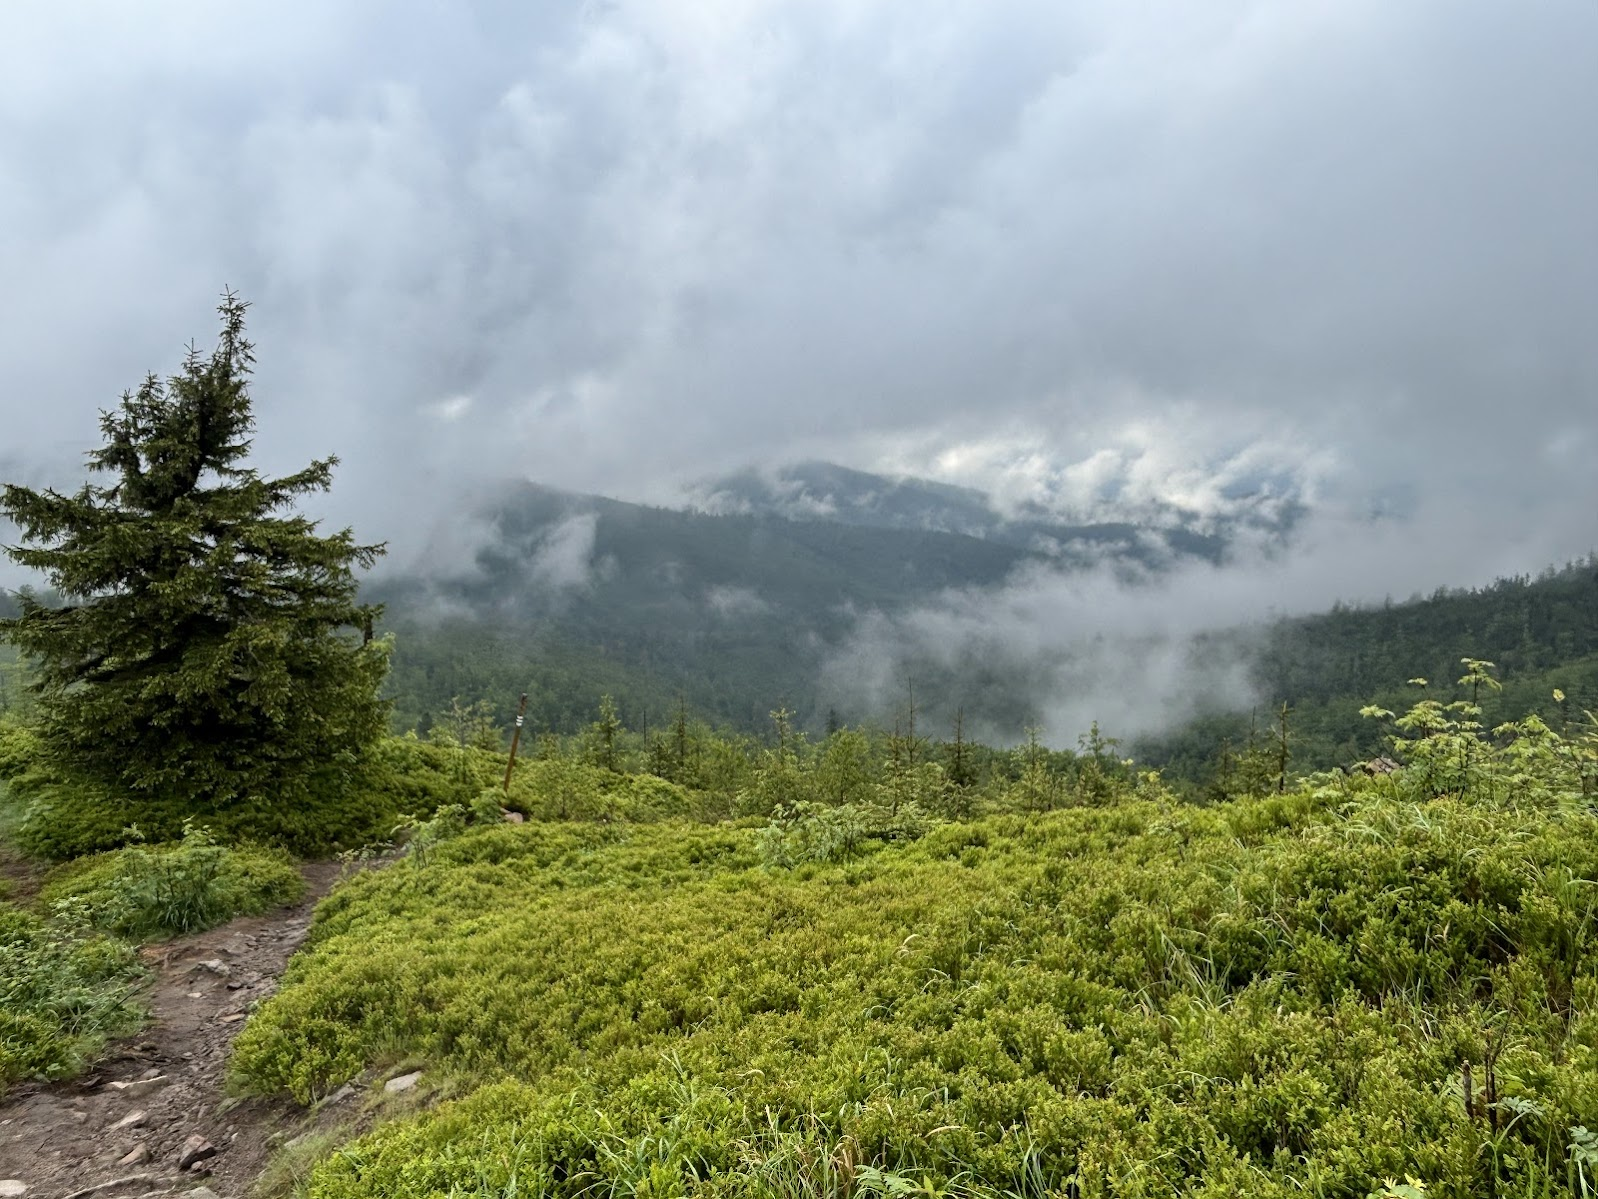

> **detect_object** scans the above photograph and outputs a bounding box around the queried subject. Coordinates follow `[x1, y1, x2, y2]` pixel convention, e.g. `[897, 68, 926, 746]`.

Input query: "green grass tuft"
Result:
[39, 823, 305, 939]
[0, 905, 145, 1094]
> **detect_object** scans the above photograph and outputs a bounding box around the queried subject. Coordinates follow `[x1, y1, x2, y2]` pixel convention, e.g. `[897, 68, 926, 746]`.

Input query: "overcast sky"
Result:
[2, 0, 1595, 592]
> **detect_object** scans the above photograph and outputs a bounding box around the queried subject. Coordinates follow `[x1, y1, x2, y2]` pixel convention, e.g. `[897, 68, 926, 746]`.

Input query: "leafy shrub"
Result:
[0, 905, 144, 1092]
[470, 787, 506, 825]
[755, 800, 868, 866]
[755, 791, 935, 869]
[0, 718, 39, 778]
[38, 823, 305, 938]
[5, 724, 703, 862]
[504, 757, 695, 823]
[391, 804, 469, 868]
[9, 764, 403, 860]
[5, 734, 499, 860]
[365, 736, 498, 815]
[6, 772, 154, 860]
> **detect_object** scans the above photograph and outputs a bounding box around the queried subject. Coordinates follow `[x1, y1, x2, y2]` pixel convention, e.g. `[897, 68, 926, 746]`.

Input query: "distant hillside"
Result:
[1135, 560, 1598, 782]
[374, 466, 1257, 735]
[375, 479, 1050, 733]
[377, 468, 1596, 773]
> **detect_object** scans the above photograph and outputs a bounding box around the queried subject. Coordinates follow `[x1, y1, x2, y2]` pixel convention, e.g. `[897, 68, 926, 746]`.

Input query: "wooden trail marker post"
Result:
[503, 692, 529, 795]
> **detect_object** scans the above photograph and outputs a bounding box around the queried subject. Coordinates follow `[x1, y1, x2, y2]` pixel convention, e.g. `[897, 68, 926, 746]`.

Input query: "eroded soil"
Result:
[0, 861, 357, 1199]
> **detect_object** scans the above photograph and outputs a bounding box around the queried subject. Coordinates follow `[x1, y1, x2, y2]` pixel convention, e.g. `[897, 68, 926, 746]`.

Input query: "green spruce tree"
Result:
[584, 693, 623, 772]
[0, 293, 389, 819]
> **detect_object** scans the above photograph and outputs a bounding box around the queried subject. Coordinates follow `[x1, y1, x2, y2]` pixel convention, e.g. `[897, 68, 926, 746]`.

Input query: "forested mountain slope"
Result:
[374, 475, 1233, 734]
[1137, 560, 1598, 780]
[377, 470, 1596, 783]
[688, 460, 1261, 558]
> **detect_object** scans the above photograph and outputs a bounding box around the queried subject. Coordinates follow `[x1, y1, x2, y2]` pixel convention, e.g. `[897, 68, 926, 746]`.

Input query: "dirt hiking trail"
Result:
[1, 860, 356, 1199]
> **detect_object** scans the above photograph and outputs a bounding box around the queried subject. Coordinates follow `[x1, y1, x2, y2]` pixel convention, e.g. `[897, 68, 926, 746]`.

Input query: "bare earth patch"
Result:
[0, 860, 357, 1199]
[0, 844, 44, 905]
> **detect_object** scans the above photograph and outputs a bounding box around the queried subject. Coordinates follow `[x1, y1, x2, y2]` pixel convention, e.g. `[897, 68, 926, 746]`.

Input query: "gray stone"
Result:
[176, 1133, 218, 1169]
[383, 1070, 423, 1093]
[110, 1109, 148, 1131]
[0, 1181, 27, 1197]
[118, 1143, 152, 1165]
[108, 1075, 169, 1098]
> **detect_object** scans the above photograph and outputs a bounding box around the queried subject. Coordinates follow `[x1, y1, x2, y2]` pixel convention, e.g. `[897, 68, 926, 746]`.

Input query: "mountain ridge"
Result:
[681, 459, 1302, 563]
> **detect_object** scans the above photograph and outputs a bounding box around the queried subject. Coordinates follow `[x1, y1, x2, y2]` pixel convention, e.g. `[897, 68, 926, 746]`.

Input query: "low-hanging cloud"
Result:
[705, 585, 773, 620]
[527, 511, 601, 593]
[819, 485, 1590, 747]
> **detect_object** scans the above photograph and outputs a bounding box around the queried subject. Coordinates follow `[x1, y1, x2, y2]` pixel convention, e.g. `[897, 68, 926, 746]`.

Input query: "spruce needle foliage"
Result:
[0, 294, 389, 826]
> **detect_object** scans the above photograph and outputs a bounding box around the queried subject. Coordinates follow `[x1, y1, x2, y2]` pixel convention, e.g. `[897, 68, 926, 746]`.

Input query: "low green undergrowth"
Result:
[0, 727, 703, 861]
[0, 732, 516, 860]
[234, 759, 1598, 1197]
[39, 823, 305, 938]
[0, 905, 145, 1093]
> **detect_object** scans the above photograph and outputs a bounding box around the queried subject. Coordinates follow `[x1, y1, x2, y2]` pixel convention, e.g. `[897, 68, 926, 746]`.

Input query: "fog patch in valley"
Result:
[705, 585, 771, 620]
[820, 488, 1595, 748]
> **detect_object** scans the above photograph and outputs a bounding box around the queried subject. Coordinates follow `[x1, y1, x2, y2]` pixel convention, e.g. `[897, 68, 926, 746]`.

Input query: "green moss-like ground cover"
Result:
[233, 776, 1598, 1198]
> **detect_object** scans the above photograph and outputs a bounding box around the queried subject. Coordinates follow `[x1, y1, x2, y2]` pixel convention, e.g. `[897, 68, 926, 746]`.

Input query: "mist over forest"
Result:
[362, 462, 1598, 770]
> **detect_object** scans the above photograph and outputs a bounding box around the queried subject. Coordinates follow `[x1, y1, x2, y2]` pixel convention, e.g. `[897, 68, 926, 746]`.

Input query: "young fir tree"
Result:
[0, 294, 389, 817]
[948, 707, 983, 784]
[584, 693, 623, 772]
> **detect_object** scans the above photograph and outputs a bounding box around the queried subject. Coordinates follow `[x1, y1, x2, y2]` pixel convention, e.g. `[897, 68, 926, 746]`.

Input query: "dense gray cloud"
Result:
[2, 0, 1595, 592]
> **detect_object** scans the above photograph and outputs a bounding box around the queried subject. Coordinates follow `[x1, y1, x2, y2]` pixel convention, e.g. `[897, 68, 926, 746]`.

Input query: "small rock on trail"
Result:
[0, 860, 348, 1199]
[176, 1134, 217, 1170]
[382, 1071, 423, 1094]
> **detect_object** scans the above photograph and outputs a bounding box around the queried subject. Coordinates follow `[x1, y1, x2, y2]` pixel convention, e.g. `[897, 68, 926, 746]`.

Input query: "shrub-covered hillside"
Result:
[231, 693, 1598, 1198]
